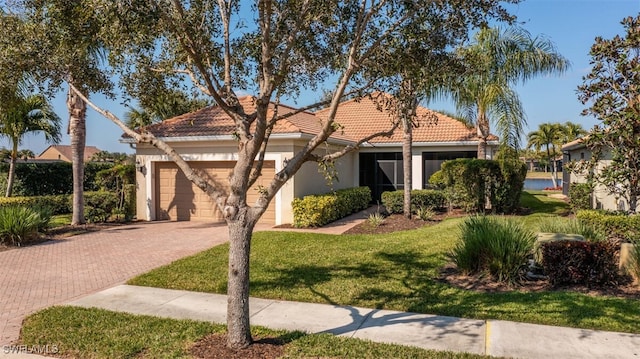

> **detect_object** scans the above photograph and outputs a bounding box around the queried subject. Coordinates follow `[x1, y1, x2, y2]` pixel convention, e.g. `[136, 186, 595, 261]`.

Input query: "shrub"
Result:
[84, 191, 120, 223]
[415, 206, 436, 221]
[536, 217, 605, 242]
[541, 240, 621, 287]
[0, 206, 51, 246]
[367, 212, 385, 227]
[292, 187, 371, 227]
[576, 210, 640, 241]
[568, 182, 593, 213]
[451, 216, 536, 283]
[435, 156, 526, 214]
[0, 195, 71, 215]
[381, 189, 445, 214]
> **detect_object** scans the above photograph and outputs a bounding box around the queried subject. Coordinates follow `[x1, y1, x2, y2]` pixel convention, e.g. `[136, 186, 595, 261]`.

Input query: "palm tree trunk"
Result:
[5, 142, 18, 197]
[547, 145, 557, 188]
[67, 83, 87, 225]
[476, 112, 490, 160]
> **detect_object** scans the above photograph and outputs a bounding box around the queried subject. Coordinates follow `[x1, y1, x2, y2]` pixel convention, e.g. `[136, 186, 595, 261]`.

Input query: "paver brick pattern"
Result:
[0, 221, 234, 345]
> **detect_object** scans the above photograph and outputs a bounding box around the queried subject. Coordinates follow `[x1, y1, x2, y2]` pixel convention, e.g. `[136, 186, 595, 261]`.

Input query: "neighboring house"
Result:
[36, 145, 101, 163]
[562, 138, 624, 211]
[123, 95, 498, 225]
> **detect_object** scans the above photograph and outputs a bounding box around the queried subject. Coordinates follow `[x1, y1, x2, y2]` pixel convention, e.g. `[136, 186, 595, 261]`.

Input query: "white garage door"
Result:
[155, 161, 276, 224]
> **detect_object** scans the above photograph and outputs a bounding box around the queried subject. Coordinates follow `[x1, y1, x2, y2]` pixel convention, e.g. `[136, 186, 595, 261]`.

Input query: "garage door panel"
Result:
[155, 161, 275, 224]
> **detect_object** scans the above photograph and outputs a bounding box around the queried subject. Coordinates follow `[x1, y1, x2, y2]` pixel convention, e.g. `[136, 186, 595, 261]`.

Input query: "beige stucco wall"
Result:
[37, 148, 68, 161]
[565, 147, 623, 211]
[132, 139, 356, 225]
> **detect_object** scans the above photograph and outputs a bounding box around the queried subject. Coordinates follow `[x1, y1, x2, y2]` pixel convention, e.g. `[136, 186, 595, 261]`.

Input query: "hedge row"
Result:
[0, 191, 130, 222]
[292, 187, 371, 227]
[381, 189, 446, 214]
[541, 240, 621, 287]
[576, 210, 640, 242]
[0, 162, 127, 196]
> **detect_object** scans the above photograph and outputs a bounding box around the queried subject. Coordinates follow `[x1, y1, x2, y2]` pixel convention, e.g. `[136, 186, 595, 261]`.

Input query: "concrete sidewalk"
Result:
[64, 284, 640, 359]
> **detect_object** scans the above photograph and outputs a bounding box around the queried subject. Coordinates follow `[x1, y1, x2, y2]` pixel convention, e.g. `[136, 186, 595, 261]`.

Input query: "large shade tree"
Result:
[577, 15, 640, 213]
[0, 92, 61, 196]
[46, 0, 520, 349]
[444, 26, 569, 159]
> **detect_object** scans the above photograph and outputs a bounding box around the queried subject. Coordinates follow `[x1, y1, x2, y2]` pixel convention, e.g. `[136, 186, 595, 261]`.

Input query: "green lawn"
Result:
[21, 306, 491, 359]
[128, 193, 640, 334]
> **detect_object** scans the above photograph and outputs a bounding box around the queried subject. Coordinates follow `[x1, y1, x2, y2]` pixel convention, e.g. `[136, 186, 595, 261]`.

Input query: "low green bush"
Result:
[381, 189, 445, 214]
[536, 217, 605, 242]
[541, 240, 621, 287]
[568, 183, 593, 213]
[0, 206, 51, 246]
[576, 210, 640, 241]
[292, 187, 371, 227]
[84, 191, 120, 223]
[0, 195, 71, 215]
[451, 216, 536, 283]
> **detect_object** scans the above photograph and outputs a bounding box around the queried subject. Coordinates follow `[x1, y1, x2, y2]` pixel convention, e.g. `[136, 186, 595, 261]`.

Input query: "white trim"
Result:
[122, 133, 355, 146]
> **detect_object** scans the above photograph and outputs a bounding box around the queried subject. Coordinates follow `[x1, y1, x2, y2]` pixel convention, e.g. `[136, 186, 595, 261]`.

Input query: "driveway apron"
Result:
[0, 221, 231, 345]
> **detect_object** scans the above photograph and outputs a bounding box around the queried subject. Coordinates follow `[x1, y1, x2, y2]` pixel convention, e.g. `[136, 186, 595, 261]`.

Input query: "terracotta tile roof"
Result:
[135, 93, 495, 145]
[137, 96, 353, 142]
[315, 93, 495, 144]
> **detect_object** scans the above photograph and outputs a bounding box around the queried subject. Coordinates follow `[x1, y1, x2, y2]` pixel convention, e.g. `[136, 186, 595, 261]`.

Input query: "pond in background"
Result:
[524, 178, 559, 190]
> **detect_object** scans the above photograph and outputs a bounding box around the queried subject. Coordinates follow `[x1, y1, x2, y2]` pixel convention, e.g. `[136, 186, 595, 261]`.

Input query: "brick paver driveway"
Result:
[0, 221, 232, 345]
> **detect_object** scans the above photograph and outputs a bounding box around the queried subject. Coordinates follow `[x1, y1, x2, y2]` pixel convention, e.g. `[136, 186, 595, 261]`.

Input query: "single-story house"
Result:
[123, 94, 498, 225]
[37, 145, 102, 162]
[562, 138, 625, 211]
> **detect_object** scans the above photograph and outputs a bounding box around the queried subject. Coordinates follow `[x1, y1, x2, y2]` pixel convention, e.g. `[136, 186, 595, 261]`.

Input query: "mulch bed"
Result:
[190, 334, 287, 359]
[438, 263, 640, 299]
[343, 210, 467, 235]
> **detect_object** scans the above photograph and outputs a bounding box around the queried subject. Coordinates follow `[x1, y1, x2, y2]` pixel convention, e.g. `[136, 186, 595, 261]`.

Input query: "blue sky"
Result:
[9, 0, 640, 155]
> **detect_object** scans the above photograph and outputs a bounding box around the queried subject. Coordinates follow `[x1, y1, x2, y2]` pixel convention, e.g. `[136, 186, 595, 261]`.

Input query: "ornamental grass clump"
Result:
[452, 216, 536, 283]
[0, 205, 51, 246]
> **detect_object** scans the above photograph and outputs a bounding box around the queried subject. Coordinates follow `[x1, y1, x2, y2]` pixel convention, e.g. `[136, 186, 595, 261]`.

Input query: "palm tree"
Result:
[561, 121, 587, 143]
[445, 27, 569, 159]
[125, 90, 210, 129]
[0, 93, 61, 196]
[527, 123, 563, 188]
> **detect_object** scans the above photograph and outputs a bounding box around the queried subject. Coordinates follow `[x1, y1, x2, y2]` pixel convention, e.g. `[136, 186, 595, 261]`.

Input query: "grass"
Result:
[526, 171, 559, 179]
[21, 306, 491, 359]
[49, 214, 71, 228]
[130, 193, 640, 334]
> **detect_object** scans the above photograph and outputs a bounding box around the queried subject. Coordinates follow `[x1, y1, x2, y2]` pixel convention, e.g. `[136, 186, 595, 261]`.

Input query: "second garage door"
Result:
[155, 161, 276, 224]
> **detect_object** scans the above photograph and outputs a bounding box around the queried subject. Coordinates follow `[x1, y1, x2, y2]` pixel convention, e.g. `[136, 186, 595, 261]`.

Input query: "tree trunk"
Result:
[226, 217, 256, 349]
[402, 118, 412, 219]
[547, 145, 557, 188]
[67, 84, 87, 225]
[5, 142, 18, 197]
[476, 112, 490, 160]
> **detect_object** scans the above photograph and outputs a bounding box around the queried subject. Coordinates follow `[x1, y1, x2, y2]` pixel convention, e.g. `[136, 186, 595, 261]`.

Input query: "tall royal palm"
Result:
[0, 93, 61, 196]
[447, 27, 569, 159]
[527, 123, 563, 188]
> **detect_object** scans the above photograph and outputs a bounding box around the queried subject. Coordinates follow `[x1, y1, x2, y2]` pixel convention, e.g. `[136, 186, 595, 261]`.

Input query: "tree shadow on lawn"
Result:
[519, 191, 570, 215]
